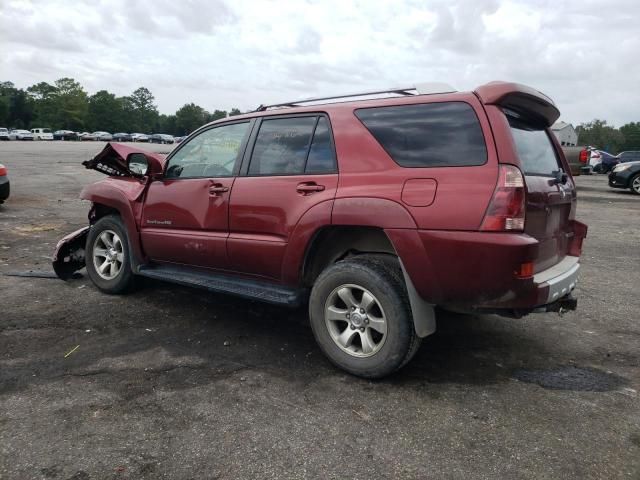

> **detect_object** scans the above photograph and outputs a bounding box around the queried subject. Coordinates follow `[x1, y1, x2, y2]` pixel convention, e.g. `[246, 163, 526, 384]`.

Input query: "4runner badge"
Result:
[146, 219, 173, 225]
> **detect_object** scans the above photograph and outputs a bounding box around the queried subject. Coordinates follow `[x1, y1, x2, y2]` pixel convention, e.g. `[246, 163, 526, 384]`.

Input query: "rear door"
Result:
[507, 114, 575, 271]
[228, 114, 338, 280]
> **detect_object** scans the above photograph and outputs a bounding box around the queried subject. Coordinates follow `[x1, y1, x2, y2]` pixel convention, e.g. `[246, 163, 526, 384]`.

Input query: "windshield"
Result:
[508, 116, 561, 176]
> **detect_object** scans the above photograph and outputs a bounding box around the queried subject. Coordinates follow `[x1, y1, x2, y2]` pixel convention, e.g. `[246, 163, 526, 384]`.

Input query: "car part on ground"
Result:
[52, 80, 588, 378]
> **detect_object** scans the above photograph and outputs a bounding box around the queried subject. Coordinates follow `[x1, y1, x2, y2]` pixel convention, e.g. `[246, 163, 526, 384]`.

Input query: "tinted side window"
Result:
[305, 117, 336, 173]
[165, 122, 249, 178]
[249, 117, 316, 175]
[355, 102, 487, 167]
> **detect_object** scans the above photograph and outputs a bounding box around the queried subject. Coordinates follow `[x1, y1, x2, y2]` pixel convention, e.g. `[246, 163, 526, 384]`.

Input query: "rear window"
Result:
[354, 102, 487, 167]
[508, 116, 561, 176]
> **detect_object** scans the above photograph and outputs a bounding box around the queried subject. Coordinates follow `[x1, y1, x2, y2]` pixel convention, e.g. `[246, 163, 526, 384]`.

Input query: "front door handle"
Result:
[296, 182, 325, 194]
[209, 184, 229, 195]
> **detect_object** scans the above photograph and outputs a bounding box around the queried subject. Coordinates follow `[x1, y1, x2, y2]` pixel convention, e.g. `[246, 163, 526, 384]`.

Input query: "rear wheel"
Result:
[309, 255, 421, 378]
[85, 215, 136, 294]
[631, 173, 640, 195]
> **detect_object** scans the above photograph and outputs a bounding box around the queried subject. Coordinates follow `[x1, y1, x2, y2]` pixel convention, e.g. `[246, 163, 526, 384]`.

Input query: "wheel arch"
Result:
[301, 225, 436, 339]
[80, 180, 145, 265]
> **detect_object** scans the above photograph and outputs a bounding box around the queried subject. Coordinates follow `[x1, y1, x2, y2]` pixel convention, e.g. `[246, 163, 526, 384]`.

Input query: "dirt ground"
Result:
[0, 141, 638, 479]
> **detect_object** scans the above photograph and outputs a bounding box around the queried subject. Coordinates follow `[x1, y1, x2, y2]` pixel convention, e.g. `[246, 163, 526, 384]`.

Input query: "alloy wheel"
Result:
[324, 284, 388, 358]
[92, 230, 124, 280]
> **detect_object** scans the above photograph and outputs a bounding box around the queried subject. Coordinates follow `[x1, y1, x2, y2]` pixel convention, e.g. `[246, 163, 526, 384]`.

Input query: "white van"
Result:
[31, 128, 53, 140]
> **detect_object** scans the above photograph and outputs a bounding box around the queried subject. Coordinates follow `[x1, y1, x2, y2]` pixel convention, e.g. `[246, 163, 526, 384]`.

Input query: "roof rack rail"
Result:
[255, 82, 457, 111]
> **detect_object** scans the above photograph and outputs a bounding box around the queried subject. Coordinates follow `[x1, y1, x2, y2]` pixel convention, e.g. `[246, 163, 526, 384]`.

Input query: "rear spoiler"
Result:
[474, 81, 560, 128]
[82, 143, 166, 177]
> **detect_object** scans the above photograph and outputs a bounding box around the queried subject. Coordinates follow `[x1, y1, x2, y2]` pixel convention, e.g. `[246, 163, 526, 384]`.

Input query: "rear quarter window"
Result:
[354, 102, 487, 167]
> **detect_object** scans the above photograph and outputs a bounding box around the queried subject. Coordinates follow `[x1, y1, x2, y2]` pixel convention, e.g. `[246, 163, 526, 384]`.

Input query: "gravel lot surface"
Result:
[1, 141, 638, 479]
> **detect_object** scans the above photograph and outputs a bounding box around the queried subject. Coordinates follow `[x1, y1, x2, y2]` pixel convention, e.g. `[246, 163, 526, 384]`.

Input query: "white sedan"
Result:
[8, 129, 34, 140]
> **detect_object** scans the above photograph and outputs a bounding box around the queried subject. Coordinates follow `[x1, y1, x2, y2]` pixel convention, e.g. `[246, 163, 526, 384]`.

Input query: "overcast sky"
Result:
[1, 0, 638, 125]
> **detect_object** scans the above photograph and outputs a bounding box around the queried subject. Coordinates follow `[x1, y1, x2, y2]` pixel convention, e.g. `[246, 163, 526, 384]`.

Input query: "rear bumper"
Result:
[533, 255, 579, 304]
[386, 225, 586, 312]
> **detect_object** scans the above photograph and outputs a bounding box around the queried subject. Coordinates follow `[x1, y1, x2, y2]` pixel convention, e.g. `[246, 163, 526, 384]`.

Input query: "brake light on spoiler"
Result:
[480, 164, 526, 232]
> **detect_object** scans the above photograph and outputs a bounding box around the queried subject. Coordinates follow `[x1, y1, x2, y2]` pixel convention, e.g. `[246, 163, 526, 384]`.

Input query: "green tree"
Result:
[576, 119, 624, 153]
[209, 109, 227, 121]
[52, 78, 89, 130]
[27, 81, 58, 127]
[229, 108, 242, 117]
[127, 87, 158, 132]
[87, 90, 124, 132]
[175, 103, 209, 135]
[619, 122, 640, 152]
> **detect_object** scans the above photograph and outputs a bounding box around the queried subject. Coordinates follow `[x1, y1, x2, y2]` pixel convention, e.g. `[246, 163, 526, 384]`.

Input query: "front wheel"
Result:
[309, 255, 421, 378]
[85, 215, 136, 294]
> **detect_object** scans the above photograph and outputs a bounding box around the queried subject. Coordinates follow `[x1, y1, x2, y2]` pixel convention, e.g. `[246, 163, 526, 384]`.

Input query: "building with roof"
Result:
[551, 121, 578, 146]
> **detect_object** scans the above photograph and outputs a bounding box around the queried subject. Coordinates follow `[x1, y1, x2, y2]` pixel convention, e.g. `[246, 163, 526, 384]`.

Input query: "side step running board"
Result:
[137, 265, 307, 307]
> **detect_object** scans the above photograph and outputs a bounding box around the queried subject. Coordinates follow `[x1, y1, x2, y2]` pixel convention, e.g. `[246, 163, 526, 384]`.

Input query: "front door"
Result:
[141, 121, 252, 270]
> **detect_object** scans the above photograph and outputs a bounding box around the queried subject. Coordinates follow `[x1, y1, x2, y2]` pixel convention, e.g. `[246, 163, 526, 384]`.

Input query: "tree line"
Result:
[2, 78, 640, 151]
[575, 120, 640, 154]
[0, 78, 243, 136]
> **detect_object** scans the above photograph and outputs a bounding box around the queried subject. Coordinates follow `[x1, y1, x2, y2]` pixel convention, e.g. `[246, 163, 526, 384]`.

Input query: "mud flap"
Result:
[399, 259, 437, 337]
[52, 226, 90, 280]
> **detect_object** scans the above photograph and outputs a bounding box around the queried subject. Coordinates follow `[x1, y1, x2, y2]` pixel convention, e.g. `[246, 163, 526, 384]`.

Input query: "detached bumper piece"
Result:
[52, 226, 90, 280]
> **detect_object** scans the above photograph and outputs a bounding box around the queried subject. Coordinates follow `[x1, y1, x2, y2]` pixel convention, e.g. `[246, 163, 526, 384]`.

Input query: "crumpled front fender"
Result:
[52, 226, 90, 280]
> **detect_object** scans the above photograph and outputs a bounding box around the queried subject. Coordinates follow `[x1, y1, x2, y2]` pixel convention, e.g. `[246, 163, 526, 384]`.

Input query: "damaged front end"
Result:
[52, 226, 90, 280]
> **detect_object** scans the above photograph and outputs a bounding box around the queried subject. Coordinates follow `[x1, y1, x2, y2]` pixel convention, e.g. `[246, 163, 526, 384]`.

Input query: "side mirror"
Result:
[126, 152, 163, 178]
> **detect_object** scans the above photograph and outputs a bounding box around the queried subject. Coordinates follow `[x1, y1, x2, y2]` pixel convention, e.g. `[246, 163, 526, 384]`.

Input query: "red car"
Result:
[53, 81, 587, 378]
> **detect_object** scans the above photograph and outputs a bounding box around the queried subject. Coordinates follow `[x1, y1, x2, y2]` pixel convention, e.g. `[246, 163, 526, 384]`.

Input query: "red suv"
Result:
[53, 81, 587, 378]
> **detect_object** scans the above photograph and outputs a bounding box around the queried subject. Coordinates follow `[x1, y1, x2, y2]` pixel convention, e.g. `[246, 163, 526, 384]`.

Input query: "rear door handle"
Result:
[209, 184, 229, 195]
[296, 182, 325, 194]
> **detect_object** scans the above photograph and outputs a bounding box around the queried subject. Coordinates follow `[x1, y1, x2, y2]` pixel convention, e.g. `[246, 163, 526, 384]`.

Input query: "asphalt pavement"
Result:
[0, 141, 638, 479]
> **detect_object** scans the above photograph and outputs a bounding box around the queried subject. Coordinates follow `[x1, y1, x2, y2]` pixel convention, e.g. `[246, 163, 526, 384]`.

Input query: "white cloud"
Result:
[0, 0, 638, 125]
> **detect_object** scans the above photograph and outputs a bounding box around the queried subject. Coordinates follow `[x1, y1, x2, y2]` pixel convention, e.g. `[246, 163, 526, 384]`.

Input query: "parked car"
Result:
[131, 133, 149, 142]
[174, 135, 188, 143]
[84, 131, 113, 141]
[561, 146, 589, 175]
[150, 133, 175, 144]
[617, 151, 640, 163]
[8, 129, 34, 140]
[31, 128, 54, 140]
[590, 149, 619, 173]
[112, 133, 133, 142]
[609, 161, 640, 195]
[53, 130, 79, 141]
[52, 81, 587, 378]
[0, 164, 9, 204]
[0, 128, 9, 141]
[77, 132, 90, 140]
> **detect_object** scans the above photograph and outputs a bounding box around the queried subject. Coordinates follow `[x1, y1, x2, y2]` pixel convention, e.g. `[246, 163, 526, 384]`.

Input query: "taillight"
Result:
[0, 165, 6, 176]
[480, 164, 526, 232]
[579, 149, 588, 163]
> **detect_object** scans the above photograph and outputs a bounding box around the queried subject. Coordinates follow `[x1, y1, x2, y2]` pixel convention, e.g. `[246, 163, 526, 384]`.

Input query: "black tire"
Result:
[630, 173, 640, 195]
[85, 215, 137, 294]
[309, 255, 421, 379]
